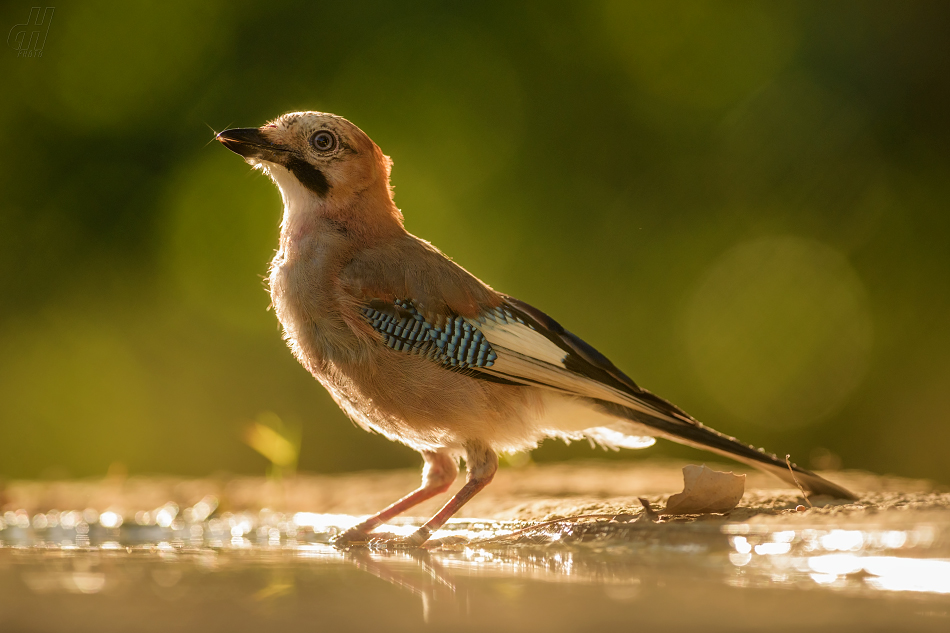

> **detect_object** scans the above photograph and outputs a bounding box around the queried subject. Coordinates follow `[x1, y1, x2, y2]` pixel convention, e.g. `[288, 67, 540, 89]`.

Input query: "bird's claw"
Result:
[369, 528, 430, 549]
[332, 526, 431, 549]
[331, 527, 373, 548]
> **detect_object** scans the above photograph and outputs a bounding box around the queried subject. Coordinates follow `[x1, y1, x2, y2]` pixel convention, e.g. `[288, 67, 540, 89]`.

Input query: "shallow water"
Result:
[2, 505, 948, 632]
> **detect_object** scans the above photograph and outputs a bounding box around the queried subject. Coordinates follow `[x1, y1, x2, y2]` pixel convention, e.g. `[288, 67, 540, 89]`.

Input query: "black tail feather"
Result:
[599, 400, 858, 501]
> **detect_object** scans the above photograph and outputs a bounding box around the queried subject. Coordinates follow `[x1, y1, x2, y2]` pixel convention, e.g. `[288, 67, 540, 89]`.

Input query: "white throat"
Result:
[259, 162, 323, 240]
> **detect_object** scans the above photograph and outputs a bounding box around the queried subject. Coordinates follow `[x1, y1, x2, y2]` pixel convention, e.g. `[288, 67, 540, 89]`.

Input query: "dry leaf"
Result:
[663, 465, 746, 514]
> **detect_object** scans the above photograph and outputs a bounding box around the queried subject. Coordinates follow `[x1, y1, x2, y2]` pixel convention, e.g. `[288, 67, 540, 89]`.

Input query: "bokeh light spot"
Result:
[683, 236, 873, 428]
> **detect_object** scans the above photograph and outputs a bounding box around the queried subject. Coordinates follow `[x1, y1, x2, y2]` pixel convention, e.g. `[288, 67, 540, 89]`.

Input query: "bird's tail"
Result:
[601, 402, 857, 500]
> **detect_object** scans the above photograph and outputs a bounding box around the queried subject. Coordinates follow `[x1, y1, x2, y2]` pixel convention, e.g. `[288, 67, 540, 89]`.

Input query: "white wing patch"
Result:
[477, 317, 566, 367]
[473, 312, 681, 423]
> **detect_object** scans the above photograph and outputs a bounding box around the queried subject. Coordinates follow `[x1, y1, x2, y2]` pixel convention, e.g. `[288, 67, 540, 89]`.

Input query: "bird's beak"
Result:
[216, 127, 292, 162]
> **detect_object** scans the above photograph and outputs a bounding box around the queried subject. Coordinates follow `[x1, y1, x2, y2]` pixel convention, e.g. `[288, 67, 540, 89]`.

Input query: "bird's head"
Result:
[217, 111, 400, 235]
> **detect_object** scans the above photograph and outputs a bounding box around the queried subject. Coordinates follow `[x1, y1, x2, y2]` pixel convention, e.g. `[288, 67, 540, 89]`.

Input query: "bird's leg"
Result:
[333, 450, 458, 545]
[405, 442, 498, 546]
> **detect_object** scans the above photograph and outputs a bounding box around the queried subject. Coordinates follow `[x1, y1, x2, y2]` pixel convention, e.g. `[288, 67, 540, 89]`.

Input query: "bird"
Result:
[216, 111, 856, 546]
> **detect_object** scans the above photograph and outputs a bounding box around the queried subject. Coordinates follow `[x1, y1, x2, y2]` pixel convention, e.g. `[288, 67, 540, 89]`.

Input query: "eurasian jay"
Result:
[217, 111, 855, 546]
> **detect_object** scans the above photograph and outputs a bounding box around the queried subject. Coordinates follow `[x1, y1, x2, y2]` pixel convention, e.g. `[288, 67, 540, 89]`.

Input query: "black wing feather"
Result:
[501, 296, 695, 422]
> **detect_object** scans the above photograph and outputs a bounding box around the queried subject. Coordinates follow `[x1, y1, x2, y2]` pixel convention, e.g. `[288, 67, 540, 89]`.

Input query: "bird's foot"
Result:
[332, 527, 431, 549]
[331, 527, 374, 548]
[367, 527, 431, 550]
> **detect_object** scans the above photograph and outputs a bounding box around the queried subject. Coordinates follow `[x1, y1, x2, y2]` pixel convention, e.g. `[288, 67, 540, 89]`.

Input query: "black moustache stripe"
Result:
[285, 156, 330, 197]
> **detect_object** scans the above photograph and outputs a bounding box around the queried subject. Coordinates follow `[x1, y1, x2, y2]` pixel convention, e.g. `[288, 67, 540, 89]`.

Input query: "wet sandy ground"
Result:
[4, 458, 946, 521]
[1, 459, 948, 632]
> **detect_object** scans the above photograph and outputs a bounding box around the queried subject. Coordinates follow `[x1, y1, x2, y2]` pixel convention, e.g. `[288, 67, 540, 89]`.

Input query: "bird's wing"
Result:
[353, 292, 692, 425]
[351, 292, 857, 500]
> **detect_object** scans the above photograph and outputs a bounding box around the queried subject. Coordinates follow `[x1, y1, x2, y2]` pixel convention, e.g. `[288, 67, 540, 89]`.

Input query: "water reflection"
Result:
[723, 524, 948, 595]
[2, 503, 947, 605]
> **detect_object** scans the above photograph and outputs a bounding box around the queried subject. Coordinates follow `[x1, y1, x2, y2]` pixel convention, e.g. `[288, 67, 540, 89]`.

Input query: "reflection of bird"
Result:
[217, 112, 856, 545]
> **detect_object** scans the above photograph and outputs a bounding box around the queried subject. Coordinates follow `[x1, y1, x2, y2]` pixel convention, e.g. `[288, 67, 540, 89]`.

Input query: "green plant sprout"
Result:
[242, 411, 301, 480]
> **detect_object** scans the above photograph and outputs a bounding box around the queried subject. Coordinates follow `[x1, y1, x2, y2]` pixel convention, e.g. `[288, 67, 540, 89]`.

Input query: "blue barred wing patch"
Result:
[360, 299, 532, 370]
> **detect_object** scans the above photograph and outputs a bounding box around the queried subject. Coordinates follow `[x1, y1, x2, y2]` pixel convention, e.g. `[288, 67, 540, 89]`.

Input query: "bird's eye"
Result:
[310, 131, 337, 152]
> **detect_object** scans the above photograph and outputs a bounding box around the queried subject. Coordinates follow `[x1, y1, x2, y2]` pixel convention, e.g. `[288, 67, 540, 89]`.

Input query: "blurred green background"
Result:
[1, 1, 948, 483]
